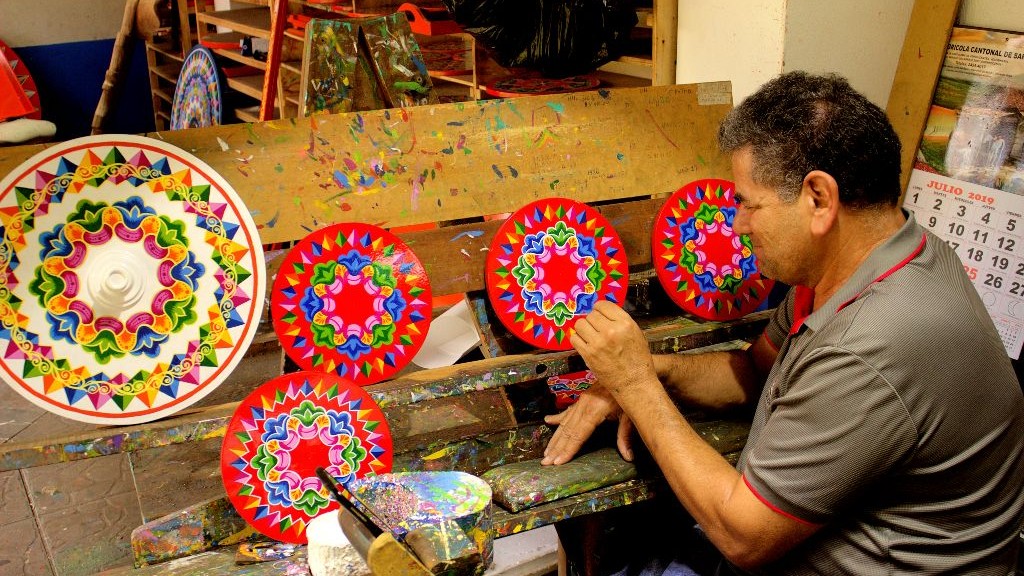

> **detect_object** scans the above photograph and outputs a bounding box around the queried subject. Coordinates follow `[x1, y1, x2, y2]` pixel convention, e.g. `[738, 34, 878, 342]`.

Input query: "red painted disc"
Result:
[220, 371, 393, 544]
[547, 369, 594, 409]
[652, 179, 774, 321]
[271, 223, 432, 385]
[486, 197, 628, 350]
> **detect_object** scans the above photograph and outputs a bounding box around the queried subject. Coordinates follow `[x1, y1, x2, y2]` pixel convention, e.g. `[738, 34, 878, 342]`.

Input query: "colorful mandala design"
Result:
[0, 135, 265, 424]
[546, 369, 594, 409]
[271, 223, 432, 385]
[171, 46, 223, 130]
[31, 197, 205, 363]
[221, 371, 392, 544]
[486, 198, 628, 350]
[652, 179, 774, 321]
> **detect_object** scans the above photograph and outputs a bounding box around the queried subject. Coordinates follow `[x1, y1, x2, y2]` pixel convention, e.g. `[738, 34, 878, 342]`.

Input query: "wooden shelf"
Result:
[151, 62, 184, 82]
[235, 106, 260, 122]
[280, 60, 302, 75]
[209, 47, 268, 70]
[153, 86, 175, 103]
[227, 74, 264, 99]
[195, 8, 272, 38]
[428, 72, 476, 88]
[148, 41, 187, 62]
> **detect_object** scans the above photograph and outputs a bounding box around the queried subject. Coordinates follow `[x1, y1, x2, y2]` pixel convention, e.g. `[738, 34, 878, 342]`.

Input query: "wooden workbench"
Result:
[0, 82, 757, 574]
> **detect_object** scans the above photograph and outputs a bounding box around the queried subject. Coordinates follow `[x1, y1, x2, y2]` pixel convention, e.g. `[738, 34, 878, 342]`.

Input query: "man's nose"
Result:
[732, 207, 751, 236]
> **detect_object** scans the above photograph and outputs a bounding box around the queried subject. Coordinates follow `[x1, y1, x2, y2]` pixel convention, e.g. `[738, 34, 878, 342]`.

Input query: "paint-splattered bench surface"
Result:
[0, 83, 771, 570]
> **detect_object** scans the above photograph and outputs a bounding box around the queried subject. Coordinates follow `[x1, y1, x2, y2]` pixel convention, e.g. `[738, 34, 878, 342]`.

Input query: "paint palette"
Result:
[486, 198, 628, 350]
[171, 46, 223, 130]
[347, 471, 493, 565]
[221, 371, 393, 544]
[546, 370, 594, 409]
[0, 135, 265, 424]
[652, 178, 774, 320]
[271, 223, 432, 385]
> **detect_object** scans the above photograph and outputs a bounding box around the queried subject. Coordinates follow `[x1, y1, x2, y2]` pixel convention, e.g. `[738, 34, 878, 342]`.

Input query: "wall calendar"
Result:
[903, 26, 1024, 359]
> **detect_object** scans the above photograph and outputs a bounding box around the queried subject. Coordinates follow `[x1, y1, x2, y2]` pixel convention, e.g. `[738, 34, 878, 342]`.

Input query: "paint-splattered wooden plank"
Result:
[387, 389, 516, 452]
[0, 405, 234, 472]
[392, 424, 552, 476]
[645, 309, 771, 354]
[0, 313, 765, 471]
[488, 421, 749, 537]
[0, 83, 733, 246]
[483, 447, 639, 513]
[491, 477, 661, 537]
[397, 196, 663, 297]
[130, 496, 256, 567]
[99, 547, 308, 575]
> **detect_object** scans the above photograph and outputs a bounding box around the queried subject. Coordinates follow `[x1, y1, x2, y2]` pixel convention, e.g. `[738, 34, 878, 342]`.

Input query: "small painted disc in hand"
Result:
[486, 197, 628, 350]
[652, 178, 774, 320]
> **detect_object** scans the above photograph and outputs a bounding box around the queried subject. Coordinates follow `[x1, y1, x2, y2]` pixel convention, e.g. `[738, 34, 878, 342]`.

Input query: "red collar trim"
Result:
[789, 285, 815, 336]
[835, 232, 927, 314]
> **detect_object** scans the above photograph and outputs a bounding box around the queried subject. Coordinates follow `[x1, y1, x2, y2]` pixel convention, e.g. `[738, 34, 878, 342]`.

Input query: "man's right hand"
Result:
[541, 384, 634, 465]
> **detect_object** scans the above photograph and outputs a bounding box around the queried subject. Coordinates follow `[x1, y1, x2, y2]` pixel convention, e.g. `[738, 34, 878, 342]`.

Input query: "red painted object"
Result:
[652, 178, 775, 320]
[547, 370, 595, 409]
[271, 223, 433, 385]
[486, 198, 628, 350]
[484, 74, 600, 98]
[0, 39, 40, 120]
[399, 3, 461, 35]
[221, 371, 392, 544]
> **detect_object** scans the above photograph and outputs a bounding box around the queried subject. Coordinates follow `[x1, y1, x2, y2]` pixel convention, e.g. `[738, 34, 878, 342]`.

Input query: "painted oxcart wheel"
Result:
[652, 178, 774, 320]
[485, 197, 628, 350]
[0, 135, 265, 424]
[221, 371, 392, 543]
[171, 46, 223, 130]
[271, 223, 432, 385]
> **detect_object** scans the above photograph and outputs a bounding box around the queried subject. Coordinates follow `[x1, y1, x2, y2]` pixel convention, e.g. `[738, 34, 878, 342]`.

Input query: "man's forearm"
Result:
[653, 349, 761, 410]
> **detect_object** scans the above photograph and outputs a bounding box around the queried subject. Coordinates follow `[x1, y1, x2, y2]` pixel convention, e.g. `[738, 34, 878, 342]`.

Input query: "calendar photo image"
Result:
[903, 26, 1024, 358]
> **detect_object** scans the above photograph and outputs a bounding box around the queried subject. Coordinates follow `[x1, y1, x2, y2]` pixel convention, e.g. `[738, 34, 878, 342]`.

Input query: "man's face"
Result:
[730, 148, 813, 286]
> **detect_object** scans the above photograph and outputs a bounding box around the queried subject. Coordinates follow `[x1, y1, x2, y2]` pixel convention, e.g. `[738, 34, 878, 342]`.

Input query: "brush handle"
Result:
[315, 467, 383, 536]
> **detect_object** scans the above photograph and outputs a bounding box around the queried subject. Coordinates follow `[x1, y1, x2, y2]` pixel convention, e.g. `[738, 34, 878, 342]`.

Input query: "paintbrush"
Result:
[315, 467, 383, 537]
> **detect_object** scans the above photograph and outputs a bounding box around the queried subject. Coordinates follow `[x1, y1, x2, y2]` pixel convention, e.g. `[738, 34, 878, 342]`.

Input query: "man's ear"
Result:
[802, 170, 840, 236]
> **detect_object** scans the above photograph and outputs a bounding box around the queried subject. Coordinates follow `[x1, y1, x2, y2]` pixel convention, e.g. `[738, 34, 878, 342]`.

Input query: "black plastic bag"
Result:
[442, 0, 637, 78]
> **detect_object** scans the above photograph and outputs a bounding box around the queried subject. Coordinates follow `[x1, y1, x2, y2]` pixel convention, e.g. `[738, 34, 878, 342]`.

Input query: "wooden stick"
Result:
[91, 0, 141, 135]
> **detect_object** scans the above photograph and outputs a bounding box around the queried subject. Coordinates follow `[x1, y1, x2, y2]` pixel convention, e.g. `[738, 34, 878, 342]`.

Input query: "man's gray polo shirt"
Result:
[738, 212, 1024, 574]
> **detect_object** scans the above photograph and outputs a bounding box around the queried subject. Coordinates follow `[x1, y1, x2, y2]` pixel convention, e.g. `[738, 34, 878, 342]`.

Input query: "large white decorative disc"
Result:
[0, 135, 266, 424]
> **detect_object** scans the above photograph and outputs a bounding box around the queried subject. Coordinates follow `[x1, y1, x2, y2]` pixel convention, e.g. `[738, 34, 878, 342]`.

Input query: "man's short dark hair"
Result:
[718, 71, 903, 209]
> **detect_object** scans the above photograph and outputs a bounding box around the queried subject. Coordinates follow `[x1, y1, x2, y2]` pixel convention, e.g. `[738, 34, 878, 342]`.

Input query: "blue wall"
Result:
[16, 37, 155, 140]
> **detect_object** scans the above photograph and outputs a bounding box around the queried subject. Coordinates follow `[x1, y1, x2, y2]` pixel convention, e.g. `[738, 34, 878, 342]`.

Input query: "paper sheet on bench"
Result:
[412, 298, 480, 369]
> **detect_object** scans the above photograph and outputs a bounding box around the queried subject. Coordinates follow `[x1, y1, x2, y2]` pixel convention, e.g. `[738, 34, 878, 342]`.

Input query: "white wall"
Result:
[675, 0, 914, 106]
[783, 0, 913, 106]
[0, 0, 129, 47]
[675, 0, 786, 105]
